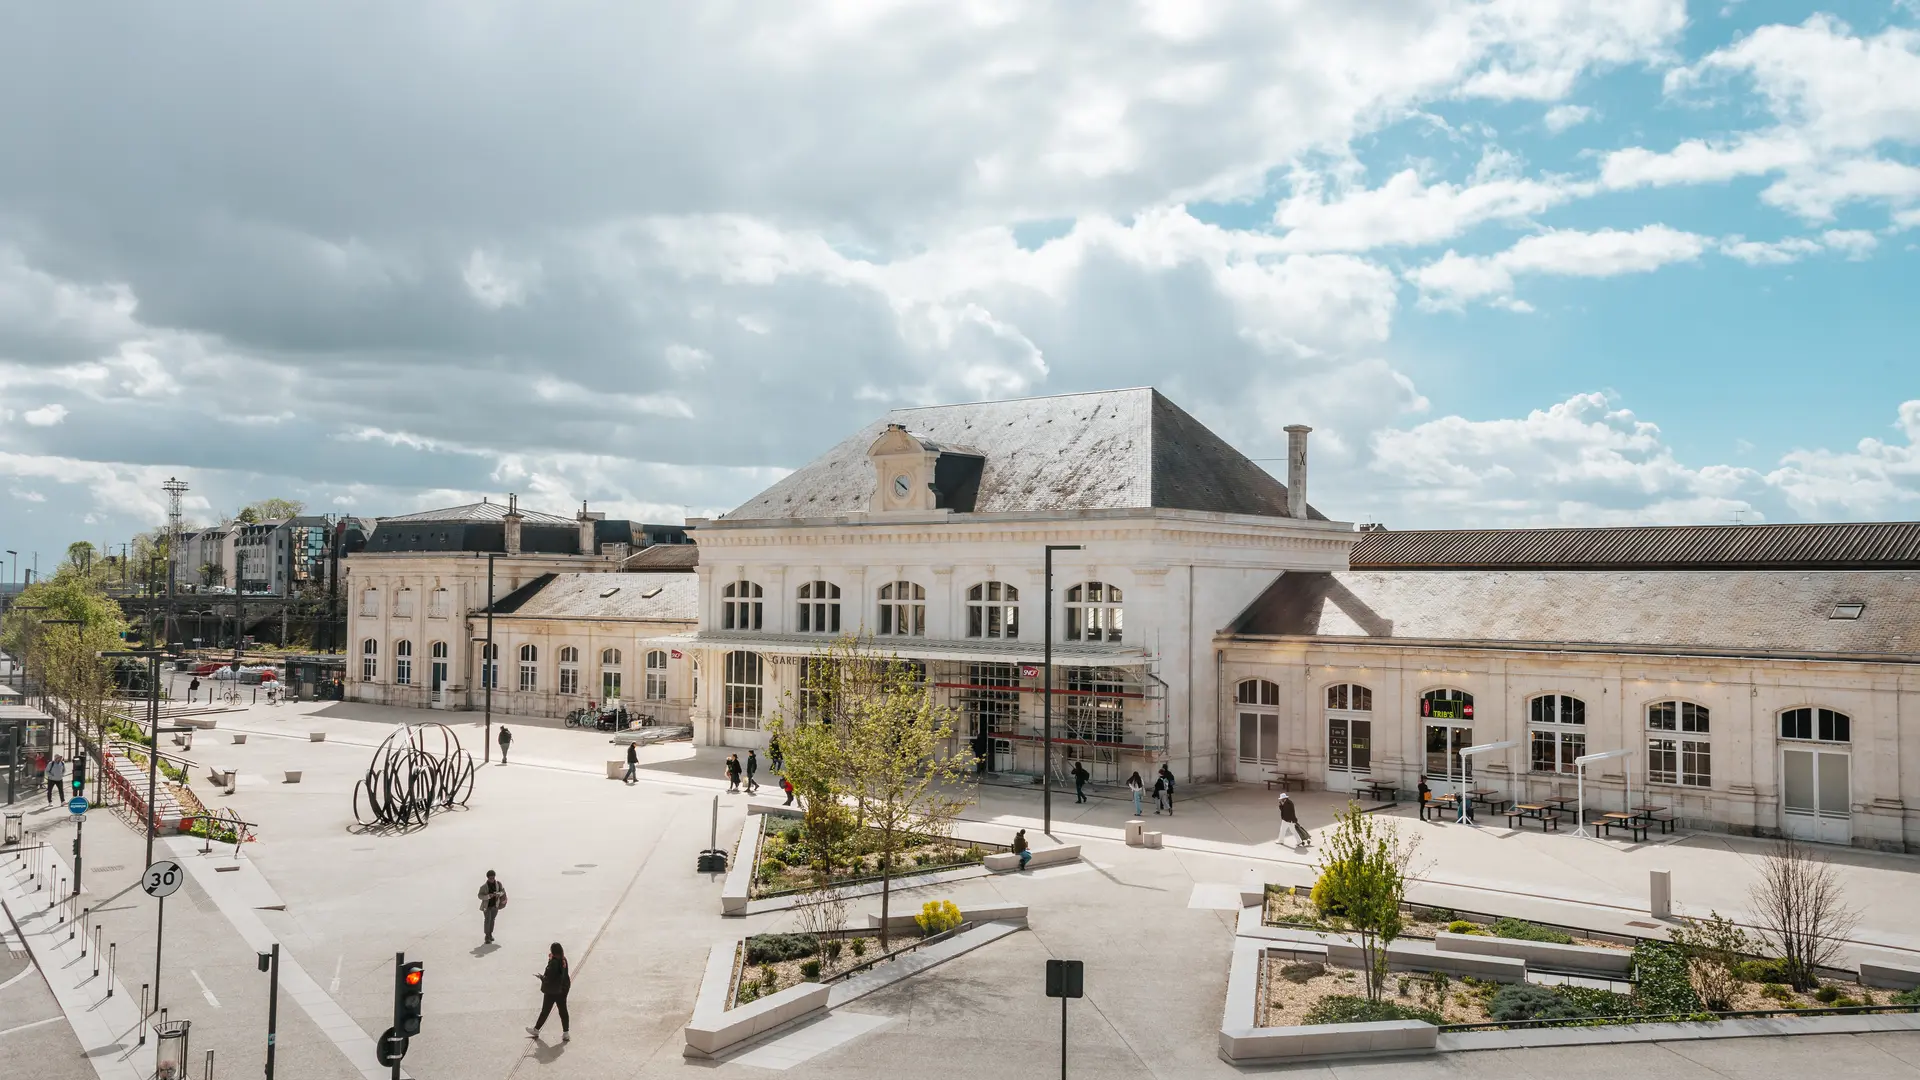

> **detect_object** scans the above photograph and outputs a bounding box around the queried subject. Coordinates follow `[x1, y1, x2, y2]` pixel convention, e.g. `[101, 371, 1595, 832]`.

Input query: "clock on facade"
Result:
[892, 475, 912, 500]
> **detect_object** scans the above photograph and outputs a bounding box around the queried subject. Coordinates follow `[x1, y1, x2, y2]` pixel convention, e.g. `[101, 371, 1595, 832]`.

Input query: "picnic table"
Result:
[1542, 795, 1578, 813]
[1264, 771, 1306, 792]
[1505, 802, 1561, 831]
[1592, 811, 1649, 842]
[1468, 788, 1511, 813]
[1419, 793, 1457, 821]
[1357, 778, 1398, 802]
[1631, 805, 1675, 834]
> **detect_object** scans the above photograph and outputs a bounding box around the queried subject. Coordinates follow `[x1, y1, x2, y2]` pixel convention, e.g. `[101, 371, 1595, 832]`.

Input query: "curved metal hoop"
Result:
[350, 723, 476, 833]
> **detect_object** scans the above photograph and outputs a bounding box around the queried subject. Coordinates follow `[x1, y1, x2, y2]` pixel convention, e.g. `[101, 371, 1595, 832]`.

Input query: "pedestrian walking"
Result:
[497, 726, 513, 765]
[1158, 764, 1176, 815]
[478, 870, 507, 944]
[623, 742, 638, 785]
[1151, 774, 1167, 814]
[724, 754, 741, 793]
[189, 676, 201, 702]
[1011, 828, 1031, 871]
[780, 774, 795, 806]
[527, 942, 571, 1042]
[1278, 792, 1310, 848]
[1126, 771, 1143, 816]
[745, 749, 760, 794]
[767, 734, 784, 774]
[1071, 760, 1090, 803]
[45, 754, 65, 804]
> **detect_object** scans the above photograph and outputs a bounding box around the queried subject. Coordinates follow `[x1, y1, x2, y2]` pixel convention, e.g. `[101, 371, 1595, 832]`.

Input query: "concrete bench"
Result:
[1861, 961, 1920, 991]
[283, 770, 302, 784]
[605, 760, 625, 780]
[1433, 931, 1631, 976]
[1144, 831, 1163, 848]
[984, 844, 1080, 872]
[1325, 939, 1528, 983]
[208, 768, 235, 786]
[308, 732, 326, 742]
[231, 733, 247, 745]
[720, 815, 765, 915]
[1220, 1019, 1437, 1064]
[865, 904, 1029, 933]
[683, 981, 830, 1057]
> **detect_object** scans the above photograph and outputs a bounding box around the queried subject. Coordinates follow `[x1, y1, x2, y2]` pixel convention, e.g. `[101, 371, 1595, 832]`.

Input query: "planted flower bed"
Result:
[1263, 886, 1629, 950]
[729, 900, 969, 1007]
[749, 817, 1000, 899]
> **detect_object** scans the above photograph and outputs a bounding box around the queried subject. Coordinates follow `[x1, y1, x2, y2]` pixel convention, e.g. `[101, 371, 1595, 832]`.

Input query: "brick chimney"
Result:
[1284, 425, 1311, 519]
[503, 493, 523, 555]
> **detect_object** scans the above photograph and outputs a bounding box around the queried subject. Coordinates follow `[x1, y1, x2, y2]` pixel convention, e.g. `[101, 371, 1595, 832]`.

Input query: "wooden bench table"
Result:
[1506, 803, 1560, 831]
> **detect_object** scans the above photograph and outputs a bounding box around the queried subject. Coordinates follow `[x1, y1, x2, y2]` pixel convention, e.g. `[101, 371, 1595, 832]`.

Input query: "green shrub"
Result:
[1891, 988, 1920, 1006]
[914, 899, 963, 935]
[1303, 995, 1442, 1026]
[782, 824, 804, 844]
[744, 933, 818, 965]
[760, 964, 778, 990]
[1735, 957, 1790, 983]
[1487, 984, 1585, 1022]
[799, 959, 821, 980]
[1491, 918, 1573, 945]
[1632, 942, 1704, 1015]
[825, 940, 843, 960]
[1813, 985, 1841, 1003]
[737, 982, 761, 1004]
[1554, 986, 1633, 1017]
[1309, 867, 1350, 919]
[851, 938, 867, 958]
[1831, 996, 1862, 1008]
[1761, 983, 1794, 1002]
[1445, 920, 1477, 934]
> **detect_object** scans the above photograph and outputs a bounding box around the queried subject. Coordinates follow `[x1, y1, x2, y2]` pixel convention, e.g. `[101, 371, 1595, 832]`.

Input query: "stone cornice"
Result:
[690, 518, 1355, 557]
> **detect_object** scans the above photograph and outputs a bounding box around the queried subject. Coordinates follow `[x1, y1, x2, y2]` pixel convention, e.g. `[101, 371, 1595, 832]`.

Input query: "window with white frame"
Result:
[645, 649, 668, 701]
[1064, 667, 1127, 744]
[1064, 582, 1122, 642]
[1779, 707, 1850, 742]
[1326, 683, 1372, 711]
[361, 638, 378, 681]
[1237, 679, 1281, 765]
[797, 580, 841, 633]
[360, 588, 379, 617]
[428, 588, 451, 619]
[966, 581, 1019, 639]
[601, 647, 622, 700]
[877, 581, 926, 636]
[480, 643, 498, 689]
[721, 581, 763, 631]
[724, 651, 764, 728]
[1528, 694, 1586, 774]
[518, 644, 539, 692]
[394, 640, 412, 685]
[1648, 700, 1710, 787]
[558, 645, 581, 696]
[394, 588, 415, 617]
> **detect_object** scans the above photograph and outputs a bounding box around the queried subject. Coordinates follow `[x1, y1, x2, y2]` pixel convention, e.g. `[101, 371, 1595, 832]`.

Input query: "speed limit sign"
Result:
[142, 860, 184, 898]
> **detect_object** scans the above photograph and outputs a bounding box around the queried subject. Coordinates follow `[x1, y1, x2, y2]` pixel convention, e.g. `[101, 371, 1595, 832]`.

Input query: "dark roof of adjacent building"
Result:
[1349, 521, 1920, 571]
[620, 544, 699, 571]
[724, 388, 1325, 521]
[379, 500, 578, 527]
[1226, 569, 1920, 661]
[484, 573, 699, 622]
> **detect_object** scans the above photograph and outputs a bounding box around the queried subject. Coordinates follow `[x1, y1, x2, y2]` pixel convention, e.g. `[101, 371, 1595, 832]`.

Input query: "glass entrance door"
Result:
[1325, 715, 1372, 791]
[1782, 748, 1850, 845]
[1425, 725, 1472, 787]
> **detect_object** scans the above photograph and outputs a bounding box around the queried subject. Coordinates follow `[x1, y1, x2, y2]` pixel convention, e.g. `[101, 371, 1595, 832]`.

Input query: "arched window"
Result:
[431, 641, 448, 659]
[645, 649, 668, 701]
[1326, 684, 1372, 711]
[1648, 701, 1710, 787]
[877, 581, 926, 636]
[480, 642, 498, 690]
[518, 644, 539, 692]
[1237, 679, 1281, 766]
[1421, 689, 1474, 779]
[966, 581, 1019, 639]
[1064, 582, 1122, 642]
[724, 651, 764, 728]
[721, 580, 763, 631]
[1780, 707, 1849, 742]
[394, 640, 413, 686]
[601, 648, 623, 700]
[797, 580, 841, 633]
[1528, 694, 1586, 774]
[1324, 683, 1373, 777]
[558, 645, 581, 696]
[360, 638, 379, 682]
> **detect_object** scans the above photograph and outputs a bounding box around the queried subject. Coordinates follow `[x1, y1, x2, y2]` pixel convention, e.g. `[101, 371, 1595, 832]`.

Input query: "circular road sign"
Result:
[68, 796, 89, 815]
[376, 1027, 410, 1067]
[141, 860, 184, 899]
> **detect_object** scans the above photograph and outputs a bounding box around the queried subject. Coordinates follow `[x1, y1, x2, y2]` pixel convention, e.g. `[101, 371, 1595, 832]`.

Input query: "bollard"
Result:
[92, 926, 101, 973]
[1649, 868, 1672, 919]
[107, 945, 116, 996]
[204, 1049, 213, 1080]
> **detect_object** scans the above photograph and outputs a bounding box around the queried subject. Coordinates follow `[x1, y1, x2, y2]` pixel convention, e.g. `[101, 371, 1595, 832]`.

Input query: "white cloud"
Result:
[1718, 235, 1823, 265]
[22, 403, 68, 426]
[1409, 225, 1709, 309]
[10, 487, 46, 502]
[1763, 400, 1920, 517]
[462, 250, 541, 309]
[1274, 165, 1583, 253]
[1541, 103, 1595, 132]
[1820, 228, 1879, 259]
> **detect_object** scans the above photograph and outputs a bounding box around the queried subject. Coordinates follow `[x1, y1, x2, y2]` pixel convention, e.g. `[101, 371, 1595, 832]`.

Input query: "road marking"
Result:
[192, 969, 221, 1008]
[329, 955, 341, 995]
[0, 963, 38, 992]
[0, 1015, 63, 1038]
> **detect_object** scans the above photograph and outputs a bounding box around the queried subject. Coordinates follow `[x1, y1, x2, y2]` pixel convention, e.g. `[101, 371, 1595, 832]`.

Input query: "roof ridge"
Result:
[891, 386, 1154, 412]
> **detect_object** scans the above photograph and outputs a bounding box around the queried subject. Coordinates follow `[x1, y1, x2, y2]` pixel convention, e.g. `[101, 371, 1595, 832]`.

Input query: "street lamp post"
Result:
[104, 648, 191, 1016]
[484, 553, 496, 763]
[1041, 544, 1081, 838]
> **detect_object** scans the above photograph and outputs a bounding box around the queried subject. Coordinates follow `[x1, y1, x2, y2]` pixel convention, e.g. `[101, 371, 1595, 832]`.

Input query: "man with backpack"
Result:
[478, 869, 508, 944]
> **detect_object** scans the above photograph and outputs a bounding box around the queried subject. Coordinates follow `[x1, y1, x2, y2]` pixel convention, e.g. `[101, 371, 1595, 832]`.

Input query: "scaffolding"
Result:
[934, 659, 1164, 785]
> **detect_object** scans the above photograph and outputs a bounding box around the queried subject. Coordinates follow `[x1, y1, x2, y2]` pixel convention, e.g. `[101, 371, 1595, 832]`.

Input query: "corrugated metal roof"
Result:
[1349, 522, 1920, 571]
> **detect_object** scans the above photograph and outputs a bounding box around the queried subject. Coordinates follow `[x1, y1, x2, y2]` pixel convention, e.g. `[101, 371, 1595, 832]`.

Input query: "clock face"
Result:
[893, 474, 912, 499]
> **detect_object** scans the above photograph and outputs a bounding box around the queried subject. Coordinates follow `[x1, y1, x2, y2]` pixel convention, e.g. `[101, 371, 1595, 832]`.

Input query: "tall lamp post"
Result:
[1041, 544, 1081, 837]
[484, 553, 496, 763]
[103, 647, 192, 1016]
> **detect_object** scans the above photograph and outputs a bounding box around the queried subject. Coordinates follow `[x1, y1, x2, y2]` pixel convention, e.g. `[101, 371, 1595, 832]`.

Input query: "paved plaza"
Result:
[5, 690, 1920, 1079]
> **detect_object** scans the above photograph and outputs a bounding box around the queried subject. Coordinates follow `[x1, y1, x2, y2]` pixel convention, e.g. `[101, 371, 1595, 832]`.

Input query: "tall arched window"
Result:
[393, 640, 413, 686]
[1421, 688, 1474, 778]
[1064, 582, 1122, 642]
[601, 647, 623, 701]
[430, 641, 449, 694]
[1325, 683, 1373, 779]
[1237, 679, 1281, 766]
[360, 638, 379, 681]
[1648, 700, 1710, 787]
[558, 645, 581, 696]
[797, 580, 841, 633]
[877, 581, 926, 636]
[724, 651, 764, 728]
[645, 649, 668, 701]
[1528, 694, 1586, 773]
[480, 642, 498, 690]
[518, 644, 539, 692]
[966, 581, 1019, 639]
[721, 580, 763, 631]
[1779, 707, 1849, 742]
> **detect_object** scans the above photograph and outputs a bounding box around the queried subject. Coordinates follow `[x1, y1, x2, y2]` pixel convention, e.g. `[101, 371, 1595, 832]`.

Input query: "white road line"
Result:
[0, 1015, 63, 1038]
[0, 963, 37, 993]
[192, 968, 221, 1008]
[329, 954, 341, 995]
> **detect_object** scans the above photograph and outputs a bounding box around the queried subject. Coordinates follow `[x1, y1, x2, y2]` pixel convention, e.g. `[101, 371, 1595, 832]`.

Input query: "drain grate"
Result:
[91, 865, 126, 874]
[1627, 920, 1662, 928]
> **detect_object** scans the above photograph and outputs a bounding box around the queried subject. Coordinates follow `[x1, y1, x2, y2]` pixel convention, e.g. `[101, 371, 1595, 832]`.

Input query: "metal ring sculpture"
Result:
[352, 723, 476, 832]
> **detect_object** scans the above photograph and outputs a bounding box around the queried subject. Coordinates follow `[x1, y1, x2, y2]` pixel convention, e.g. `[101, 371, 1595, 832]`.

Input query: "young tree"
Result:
[1747, 837, 1859, 991]
[1667, 911, 1753, 1010]
[1313, 803, 1420, 1000]
[0, 570, 131, 774]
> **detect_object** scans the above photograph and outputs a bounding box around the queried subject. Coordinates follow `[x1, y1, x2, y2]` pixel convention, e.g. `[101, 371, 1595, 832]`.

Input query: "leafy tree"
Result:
[1313, 803, 1420, 1000]
[0, 572, 132, 774]
[66, 541, 98, 573]
[200, 562, 227, 587]
[235, 497, 305, 524]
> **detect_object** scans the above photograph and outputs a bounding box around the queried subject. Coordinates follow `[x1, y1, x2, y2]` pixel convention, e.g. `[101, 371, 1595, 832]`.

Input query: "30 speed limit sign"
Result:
[142, 860, 184, 898]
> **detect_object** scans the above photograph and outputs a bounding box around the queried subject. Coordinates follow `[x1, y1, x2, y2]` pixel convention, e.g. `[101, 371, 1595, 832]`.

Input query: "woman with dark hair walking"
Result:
[528, 942, 572, 1042]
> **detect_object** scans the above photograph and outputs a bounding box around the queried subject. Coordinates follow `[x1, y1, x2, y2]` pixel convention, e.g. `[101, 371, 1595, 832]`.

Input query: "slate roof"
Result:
[1226, 569, 1920, 661]
[485, 574, 700, 622]
[620, 544, 699, 571]
[380, 500, 577, 527]
[724, 388, 1324, 521]
[1350, 521, 1920, 571]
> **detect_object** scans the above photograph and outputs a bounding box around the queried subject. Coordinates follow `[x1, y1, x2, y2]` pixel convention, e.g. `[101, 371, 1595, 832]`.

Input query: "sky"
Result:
[1, 1, 1917, 569]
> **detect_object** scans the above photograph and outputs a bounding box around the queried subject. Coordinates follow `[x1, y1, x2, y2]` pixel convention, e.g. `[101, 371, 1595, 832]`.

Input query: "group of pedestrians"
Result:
[475, 870, 573, 1043]
[1120, 765, 1179, 815]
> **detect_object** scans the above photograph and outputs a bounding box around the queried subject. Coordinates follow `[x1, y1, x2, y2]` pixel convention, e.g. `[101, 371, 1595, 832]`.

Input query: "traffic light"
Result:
[393, 959, 425, 1036]
[71, 757, 86, 794]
